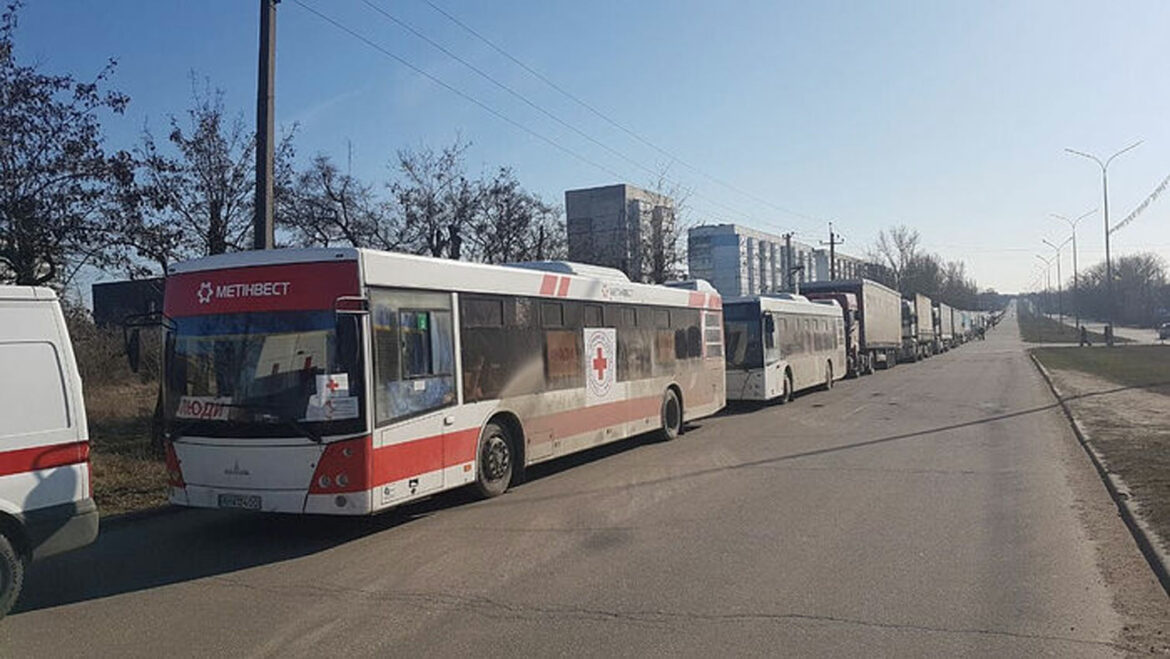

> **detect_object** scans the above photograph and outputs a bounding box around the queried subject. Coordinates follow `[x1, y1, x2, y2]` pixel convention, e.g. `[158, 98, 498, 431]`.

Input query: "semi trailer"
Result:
[802, 278, 902, 376]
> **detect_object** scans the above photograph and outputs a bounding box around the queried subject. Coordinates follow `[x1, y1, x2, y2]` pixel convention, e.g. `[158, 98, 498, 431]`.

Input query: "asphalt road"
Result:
[4, 308, 1165, 656]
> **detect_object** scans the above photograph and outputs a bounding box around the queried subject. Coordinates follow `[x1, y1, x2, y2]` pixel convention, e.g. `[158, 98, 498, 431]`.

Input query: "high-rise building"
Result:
[687, 223, 877, 298]
[565, 184, 675, 283]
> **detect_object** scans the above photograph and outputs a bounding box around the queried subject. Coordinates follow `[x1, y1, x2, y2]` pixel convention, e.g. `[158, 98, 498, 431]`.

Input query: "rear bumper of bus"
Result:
[171, 485, 373, 515]
[726, 367, 772, 401]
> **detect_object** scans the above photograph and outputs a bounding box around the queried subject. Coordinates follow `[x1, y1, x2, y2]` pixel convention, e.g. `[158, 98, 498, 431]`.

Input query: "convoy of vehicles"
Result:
[724, 294, 845, 402]
[0, 251, 998, 620]
[0, 287, 99, 617]
[800, 279, 903, 376]
[116, 259, 998, 522]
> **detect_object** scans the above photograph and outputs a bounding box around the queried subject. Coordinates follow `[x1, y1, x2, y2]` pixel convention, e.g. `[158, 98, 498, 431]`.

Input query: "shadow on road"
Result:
[13, 380, 1162, 616]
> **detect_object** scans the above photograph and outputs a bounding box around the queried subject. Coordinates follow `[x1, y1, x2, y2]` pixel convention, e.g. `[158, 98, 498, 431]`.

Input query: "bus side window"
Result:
[584, 304, 602, 327]
[371, 289, 456, 426]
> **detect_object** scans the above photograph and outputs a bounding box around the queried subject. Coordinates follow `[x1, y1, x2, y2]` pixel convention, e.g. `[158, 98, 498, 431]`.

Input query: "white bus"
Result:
[142, 248, 726, 515]
[722, 294, 846, 402]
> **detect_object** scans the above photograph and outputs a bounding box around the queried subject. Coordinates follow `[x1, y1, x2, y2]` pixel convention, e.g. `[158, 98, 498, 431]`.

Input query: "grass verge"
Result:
[1031, 346, 1170, 396]
[1032, 346, 1170, 570]
[1018, 308, 1130, 344]
[85, 382, 168, 515]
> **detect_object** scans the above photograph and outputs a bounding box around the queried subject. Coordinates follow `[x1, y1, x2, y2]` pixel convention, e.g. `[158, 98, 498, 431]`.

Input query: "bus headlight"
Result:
[318, 475, 332, 489]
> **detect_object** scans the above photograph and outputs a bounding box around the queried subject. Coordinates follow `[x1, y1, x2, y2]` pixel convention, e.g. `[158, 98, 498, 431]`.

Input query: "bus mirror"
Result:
[336, 314, 360, 365]
[126, 328, 141, 373]
[764, 313, 775, 335]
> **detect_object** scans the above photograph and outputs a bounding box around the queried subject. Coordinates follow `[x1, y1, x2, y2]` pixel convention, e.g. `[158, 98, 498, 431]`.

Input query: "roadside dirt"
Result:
[1048, 366, 1170, 655]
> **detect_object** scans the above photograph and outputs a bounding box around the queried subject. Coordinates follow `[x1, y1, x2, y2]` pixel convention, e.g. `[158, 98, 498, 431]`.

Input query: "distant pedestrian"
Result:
[1079, 325, 1091, 347]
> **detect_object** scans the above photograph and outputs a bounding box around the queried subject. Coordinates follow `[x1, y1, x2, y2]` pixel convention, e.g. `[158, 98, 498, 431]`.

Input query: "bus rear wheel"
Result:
[822, 362, 833, 391]
[659, 389, 682, 441]
[474, 422, 514, 499]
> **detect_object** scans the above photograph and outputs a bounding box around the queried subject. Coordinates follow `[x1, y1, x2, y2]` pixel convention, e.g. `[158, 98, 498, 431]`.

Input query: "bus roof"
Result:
[167, 247, 722, 311]
[725, 294, 841, 316]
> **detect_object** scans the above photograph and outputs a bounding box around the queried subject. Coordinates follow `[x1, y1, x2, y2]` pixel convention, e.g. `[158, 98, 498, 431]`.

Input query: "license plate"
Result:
[217, 493, 261, 510]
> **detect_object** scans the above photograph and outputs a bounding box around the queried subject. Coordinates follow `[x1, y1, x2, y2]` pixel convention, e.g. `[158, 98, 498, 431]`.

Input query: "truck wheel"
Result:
[473, 422, 514, 499]
[0, 533, 23, 619]
[658, 389, 682, 441]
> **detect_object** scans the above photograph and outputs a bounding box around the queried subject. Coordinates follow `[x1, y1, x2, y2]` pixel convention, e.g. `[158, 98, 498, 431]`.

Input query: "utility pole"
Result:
[1065, 141, 1141, 345]
[784, 232, 793, 291]
[821, 222, 843, 280]
[253, 0, 279, 250]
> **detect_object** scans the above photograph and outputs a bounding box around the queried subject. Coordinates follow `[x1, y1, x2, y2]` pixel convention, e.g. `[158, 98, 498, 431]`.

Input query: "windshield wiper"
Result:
[171, 402, 324, 444]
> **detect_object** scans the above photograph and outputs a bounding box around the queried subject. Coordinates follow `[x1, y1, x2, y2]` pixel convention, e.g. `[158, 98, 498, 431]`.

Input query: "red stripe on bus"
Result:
[539, 275, 558, 296]
[0, 441, 89, 478]
[556, 277, 571, 297]
[370, 428, 479, 486]
[708, 295, 722, 310]
[688, 292, 705, 307]
[368, 394, 670, 487]
[526, 395, 660, 441]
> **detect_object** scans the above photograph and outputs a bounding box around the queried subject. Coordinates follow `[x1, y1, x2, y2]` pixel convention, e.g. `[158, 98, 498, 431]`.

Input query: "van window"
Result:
[0, 342, 70, 438]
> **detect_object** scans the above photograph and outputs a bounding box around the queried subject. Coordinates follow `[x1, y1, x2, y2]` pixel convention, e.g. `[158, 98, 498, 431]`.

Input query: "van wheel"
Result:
[659, 389, 682, 441]
[473, 422, 514, 499]
[822, 362, 834, 391]
[0, 533, 23, 619]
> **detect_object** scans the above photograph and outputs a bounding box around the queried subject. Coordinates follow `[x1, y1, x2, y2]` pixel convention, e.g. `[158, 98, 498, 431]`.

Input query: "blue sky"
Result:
[14, 0, 1170, 293]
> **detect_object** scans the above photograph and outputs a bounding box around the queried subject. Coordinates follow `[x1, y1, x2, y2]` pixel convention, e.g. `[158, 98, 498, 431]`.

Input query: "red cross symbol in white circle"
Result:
[592, 347, 608, 380]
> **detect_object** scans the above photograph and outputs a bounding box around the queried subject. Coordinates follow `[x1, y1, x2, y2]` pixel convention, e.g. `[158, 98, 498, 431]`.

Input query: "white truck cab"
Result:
[0, 286, 99, 616]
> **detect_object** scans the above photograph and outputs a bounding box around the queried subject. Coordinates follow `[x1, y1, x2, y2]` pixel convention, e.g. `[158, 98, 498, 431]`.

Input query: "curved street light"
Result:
[1049, 208, 1096, 330]
[1065, 141, 1141, 345]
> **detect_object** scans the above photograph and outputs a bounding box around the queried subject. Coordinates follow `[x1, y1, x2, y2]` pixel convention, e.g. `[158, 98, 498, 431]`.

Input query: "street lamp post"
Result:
[1034, 254, 1052, 317]
[1042, 236, 1071, 327]
[1065, 141, 1141, 346]
[1049, 208, 1096, 331]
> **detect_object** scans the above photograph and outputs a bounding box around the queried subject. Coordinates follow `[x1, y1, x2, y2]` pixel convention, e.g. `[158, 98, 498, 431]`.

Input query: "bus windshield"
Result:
[724, 318, 763, 369]
[163, 310, 366, 439]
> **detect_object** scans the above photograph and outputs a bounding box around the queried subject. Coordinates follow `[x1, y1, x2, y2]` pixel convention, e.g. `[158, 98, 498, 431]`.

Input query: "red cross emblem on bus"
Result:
[592, 346, 609, 380]
[326, 377, 341, 393]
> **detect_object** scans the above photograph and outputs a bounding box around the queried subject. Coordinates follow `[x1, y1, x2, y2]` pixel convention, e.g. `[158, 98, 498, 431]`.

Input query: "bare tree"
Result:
[279, 148, 399, 250]
[390, 139, 479, 259]
[641, 164, 690, 283]
[0, 2, 132, 286]
[871, 225, 921, 289]
[466, 167, 564, 263]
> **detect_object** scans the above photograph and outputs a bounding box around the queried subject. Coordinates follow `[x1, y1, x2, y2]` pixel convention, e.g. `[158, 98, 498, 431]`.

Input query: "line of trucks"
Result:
[800, 279, 998, 377]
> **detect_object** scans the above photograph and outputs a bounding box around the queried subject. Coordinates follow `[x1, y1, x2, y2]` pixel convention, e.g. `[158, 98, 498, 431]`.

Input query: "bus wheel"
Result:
[474, 422, 514, 499]
[0, 533, 23, 619]
[780, 370, 794, 404]
[822, 362, 833, 391]
[659, 389, 682, 441]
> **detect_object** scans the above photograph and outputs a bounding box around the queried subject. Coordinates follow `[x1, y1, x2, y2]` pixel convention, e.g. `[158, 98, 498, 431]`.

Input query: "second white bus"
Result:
[722, 294, 846, 402]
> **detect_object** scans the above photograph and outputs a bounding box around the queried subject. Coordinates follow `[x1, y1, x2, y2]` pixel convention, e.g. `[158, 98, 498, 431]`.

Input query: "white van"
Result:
[0, 286, 98, 616]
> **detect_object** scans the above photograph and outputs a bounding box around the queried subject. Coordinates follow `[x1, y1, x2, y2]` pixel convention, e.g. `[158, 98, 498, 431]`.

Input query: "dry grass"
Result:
[1034, 348, 1170, 559]
[84, 381, 168, 515]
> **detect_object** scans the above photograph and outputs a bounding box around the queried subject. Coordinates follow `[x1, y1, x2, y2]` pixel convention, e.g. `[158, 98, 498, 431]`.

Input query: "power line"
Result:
[418, 0, 826, 230]
[292, 0, 626, 180]
[356, 0, 778, 231]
